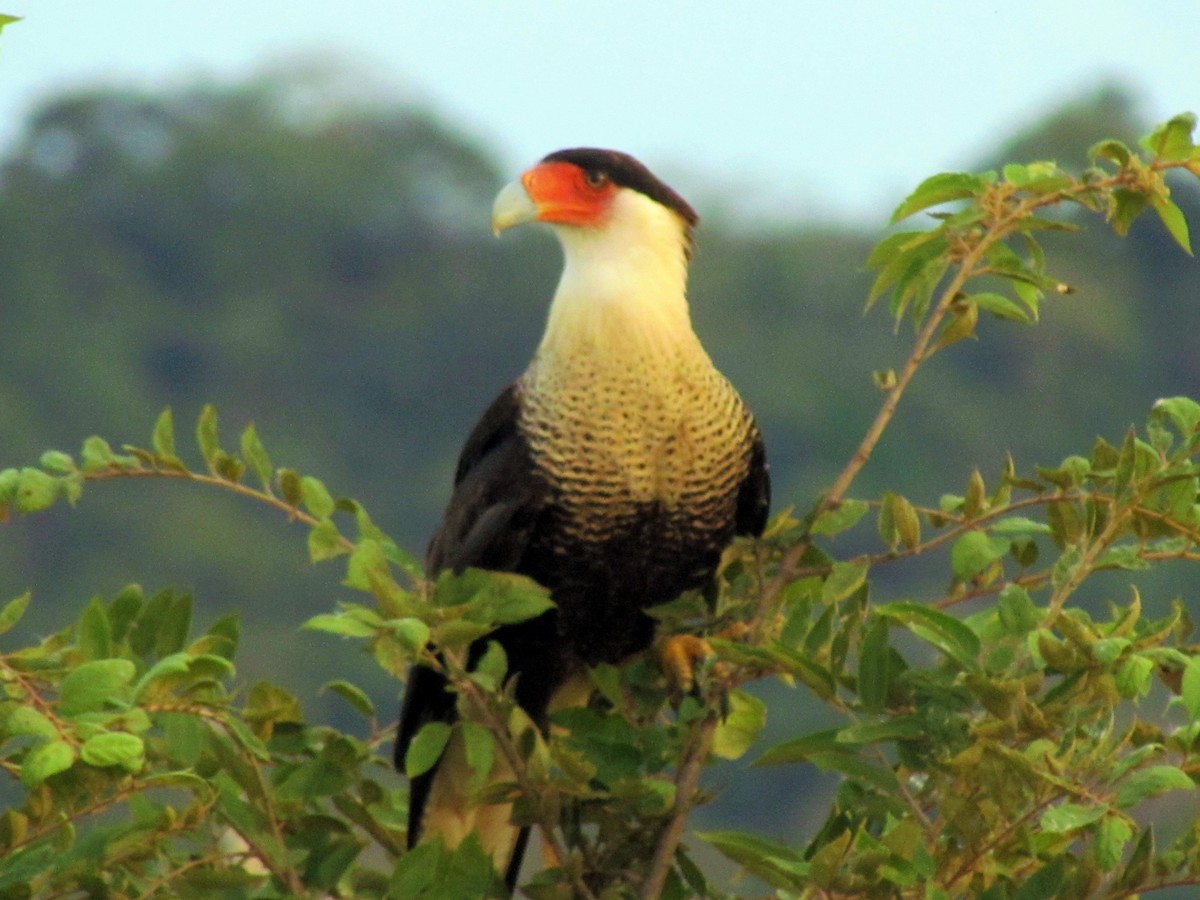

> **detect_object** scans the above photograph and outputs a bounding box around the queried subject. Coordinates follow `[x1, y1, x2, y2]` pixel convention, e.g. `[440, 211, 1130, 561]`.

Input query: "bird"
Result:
[395, 147, 770, 889]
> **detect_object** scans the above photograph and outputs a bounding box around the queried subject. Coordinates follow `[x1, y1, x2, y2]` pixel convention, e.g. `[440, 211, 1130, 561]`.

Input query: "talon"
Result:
[658, 634, 713, 694]
[659, 624, 752, 695]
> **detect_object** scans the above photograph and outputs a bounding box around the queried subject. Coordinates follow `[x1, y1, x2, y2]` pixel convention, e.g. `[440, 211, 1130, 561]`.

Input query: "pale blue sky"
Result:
[1, 1, 1195, 222]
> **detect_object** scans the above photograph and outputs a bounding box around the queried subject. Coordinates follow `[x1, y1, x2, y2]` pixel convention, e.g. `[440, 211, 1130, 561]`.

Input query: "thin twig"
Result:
[639, 712, 719, 900]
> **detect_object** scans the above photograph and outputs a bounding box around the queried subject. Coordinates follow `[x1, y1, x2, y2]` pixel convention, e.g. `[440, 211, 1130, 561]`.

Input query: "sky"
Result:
[0, 1, 1196, 224]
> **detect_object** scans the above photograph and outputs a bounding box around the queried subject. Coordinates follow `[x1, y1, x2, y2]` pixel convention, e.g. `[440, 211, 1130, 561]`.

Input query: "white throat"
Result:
[535, 190, 700, 366]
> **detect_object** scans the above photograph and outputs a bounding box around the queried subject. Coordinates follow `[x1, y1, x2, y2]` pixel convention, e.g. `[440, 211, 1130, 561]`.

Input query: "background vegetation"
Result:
[3, 62, 1200, 897]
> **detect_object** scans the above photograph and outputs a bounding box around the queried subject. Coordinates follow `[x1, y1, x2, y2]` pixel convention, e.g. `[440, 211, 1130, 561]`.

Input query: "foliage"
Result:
[6, 103, 1200, 900]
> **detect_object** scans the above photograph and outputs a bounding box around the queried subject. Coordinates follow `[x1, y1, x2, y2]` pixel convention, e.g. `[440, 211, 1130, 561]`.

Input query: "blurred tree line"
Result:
[1, 67, 1197, 848]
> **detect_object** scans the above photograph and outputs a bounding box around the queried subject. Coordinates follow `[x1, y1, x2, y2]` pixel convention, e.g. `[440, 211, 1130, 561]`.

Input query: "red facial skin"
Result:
[521, 161, 618, 228]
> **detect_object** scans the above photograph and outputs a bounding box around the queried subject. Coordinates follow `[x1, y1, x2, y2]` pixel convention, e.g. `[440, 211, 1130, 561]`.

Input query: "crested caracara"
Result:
[396, 147, 770, 888]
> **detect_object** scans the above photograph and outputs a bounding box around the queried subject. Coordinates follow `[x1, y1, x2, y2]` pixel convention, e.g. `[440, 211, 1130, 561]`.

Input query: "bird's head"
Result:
[491, 148, 698, 257]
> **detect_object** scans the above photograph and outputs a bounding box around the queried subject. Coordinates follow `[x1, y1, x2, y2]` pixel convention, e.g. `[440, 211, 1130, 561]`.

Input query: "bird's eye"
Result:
[583, 169, 609, 189]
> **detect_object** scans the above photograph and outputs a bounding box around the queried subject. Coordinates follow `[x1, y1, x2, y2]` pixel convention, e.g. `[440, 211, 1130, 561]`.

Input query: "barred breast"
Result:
[521, 349, 755, 526]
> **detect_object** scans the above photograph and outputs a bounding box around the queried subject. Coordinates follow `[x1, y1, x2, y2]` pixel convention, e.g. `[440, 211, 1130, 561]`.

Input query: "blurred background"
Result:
[1, 0, 1198, 866]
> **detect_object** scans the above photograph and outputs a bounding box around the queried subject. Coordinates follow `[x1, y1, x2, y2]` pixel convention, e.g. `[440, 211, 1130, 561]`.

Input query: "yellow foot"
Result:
[658, 634, 713, 695]
[657, 624, 750, 695]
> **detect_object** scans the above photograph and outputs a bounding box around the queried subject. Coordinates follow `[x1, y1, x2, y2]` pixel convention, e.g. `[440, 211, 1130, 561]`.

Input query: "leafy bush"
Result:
[3, 115, 1200, 898]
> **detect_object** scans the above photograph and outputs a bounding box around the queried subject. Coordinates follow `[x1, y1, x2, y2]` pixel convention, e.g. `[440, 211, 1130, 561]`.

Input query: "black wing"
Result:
[423, 384, 546, 575]
[396, 383, 546, 850]
[735, 425, 771, 538]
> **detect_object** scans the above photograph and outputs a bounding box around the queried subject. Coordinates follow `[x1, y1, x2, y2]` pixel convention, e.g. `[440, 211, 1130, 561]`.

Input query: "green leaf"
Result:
[835, 716, 924, 744]
[755, 727, 843, 766]
[0, 15, 21, 35]
[1110, 188, 1149, 236]
[874, 601, 980, 669]
[464, 641, 503, 694]
[308, 517, 348, 562]
[79, 435, 125, 472]
[59, 658, 137, 715]
[321, 680, 376, 718]
[14, 467, 59, 514]
[1181, 655, 1200, 719]
[821, 559, 868, 605]
[434, 569, 554, 625]
[1151, 197, 1192, 254]
[129, 652, 194, 698]
[195, 403, 221, 465]
[858, 617, 891, 713]
[0, 592, 31, 635]
[461, 721, 495, 793]
[390, 834, 498, 899]
[1090, 138, 1133, 167]
[278, 467, 303, 506]
[77, 596, 113, 660]
[3, 706, 59, 741]
[950, 530, 1009, 580]
[215, 776, 285, 869]
[38, 449, 75, 474]
[1152, 396, 1200, 437]
[698, 831, 810, 890]
[1004, 161, 1073, 194]
[1012, 856, 1064, 900]
[990, 516, 1052, 537]
[107, 584, 144, 643]
[1094, 815, 1134, 872]
[865, 229, 926, 270]
[389, 840, 443, 896]
[405, 722, 452, 778]
[971, 291, 1031, 324]
[891, 246, 950, 325]
[1114, 826, 1154, 890]
[712, 689, 766, 760]
[810, 498, 869, 537]
[866, 233, 946, 314]
[1092, 636, 1131, 664]
[21, 739, 76, 787]
[1040, 801, 1106, 834]
[344, 538, 406, 603]
[301, 475, 336, 518]
[878, 490, 920, 551]
[997, 584, 1041, 635]
[80, 732, 145, 771]
[303, 608, 380, 639]
[390, 617, 432, 657]
[151, 407, 178, 461]
[1140, 112, 1197, 162]
[891, 172, 987, 223]
[239, 423, 274, 490]
[1114, 765, 1194, 808]
[1115, 653, 1154, 699]
[130, 589, 193, 658]
[244, 681, 303, 730]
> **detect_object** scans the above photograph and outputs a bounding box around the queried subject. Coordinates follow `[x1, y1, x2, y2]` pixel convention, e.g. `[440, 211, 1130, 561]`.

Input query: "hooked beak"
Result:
[491, 179, 538, 236]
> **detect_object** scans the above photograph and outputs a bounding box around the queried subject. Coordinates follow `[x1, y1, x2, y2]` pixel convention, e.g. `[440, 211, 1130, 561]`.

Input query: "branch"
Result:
[639, 711, 719, 900]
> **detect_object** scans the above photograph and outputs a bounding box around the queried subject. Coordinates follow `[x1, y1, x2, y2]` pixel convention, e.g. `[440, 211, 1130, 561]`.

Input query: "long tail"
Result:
[418, 726, 529, 885]
[398, 663, 594, 889]
[398, 664, 530, 888]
